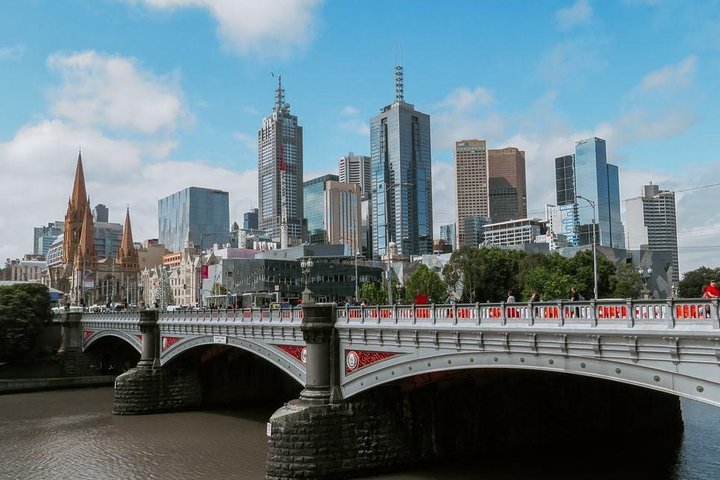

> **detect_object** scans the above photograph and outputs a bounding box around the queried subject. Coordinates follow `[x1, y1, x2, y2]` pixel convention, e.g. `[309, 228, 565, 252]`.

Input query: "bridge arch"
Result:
[160, 335, 305, 386]
[342, 349, 719, 407]
[83, 330, 142, 354]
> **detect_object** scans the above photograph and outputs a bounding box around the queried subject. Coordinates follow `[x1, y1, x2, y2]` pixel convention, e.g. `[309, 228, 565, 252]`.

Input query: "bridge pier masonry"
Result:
[57, 310, 96, 376]
[113, 309, 201, 415]
[266, 303, 416, 480]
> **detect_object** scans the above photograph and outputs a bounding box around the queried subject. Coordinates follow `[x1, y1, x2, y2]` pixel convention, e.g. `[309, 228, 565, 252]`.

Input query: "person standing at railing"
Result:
[705, 281, 720, 299]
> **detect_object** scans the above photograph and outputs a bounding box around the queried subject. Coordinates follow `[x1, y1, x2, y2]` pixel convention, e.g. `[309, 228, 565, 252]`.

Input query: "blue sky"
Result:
[1, 0, 719, 275]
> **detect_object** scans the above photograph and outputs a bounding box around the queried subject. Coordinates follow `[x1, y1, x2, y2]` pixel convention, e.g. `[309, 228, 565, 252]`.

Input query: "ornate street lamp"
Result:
[576, 195, 598, 300]
[301, 257, 315, 305]
[639, 266, 653, 299]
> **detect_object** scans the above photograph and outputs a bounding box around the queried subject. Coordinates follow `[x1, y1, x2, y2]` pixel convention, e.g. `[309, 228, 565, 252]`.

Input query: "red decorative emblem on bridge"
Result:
[161, 336, 182, 351]
[276, 345, 306, 364]
[83, 330, 94, 343]
[136, 335, 143, 344]
[345, 350, 399, 374]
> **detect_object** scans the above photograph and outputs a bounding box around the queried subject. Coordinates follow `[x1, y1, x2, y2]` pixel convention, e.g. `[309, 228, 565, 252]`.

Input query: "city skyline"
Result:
[2, 1, 720, 274]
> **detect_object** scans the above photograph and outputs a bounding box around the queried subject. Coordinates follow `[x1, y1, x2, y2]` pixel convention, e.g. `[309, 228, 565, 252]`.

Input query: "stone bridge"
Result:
[56, 298, 720, 479]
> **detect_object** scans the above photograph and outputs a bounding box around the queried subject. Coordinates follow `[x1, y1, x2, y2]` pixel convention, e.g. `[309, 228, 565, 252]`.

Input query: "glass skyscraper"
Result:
[574, 137, 624, 248]
[370, 66, 433, 259]
[303, 174, 339, 239]
[158, 186, 230, 252]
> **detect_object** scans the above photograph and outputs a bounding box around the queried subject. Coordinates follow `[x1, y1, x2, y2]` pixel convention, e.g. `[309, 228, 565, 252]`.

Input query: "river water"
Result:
[1, 388, 719, 480]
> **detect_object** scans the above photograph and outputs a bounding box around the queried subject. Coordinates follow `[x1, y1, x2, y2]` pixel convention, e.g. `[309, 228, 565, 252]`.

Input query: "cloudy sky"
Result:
[1, 0, 719, 276]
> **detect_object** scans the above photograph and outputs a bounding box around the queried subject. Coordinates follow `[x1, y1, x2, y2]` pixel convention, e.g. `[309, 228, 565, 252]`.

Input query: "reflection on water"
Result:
[1, 388, 720, 480]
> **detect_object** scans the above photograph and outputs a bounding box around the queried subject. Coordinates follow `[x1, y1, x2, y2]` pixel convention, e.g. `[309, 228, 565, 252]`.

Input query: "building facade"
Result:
[488, 147, 527, 223]
[243, 208, 259, 230]
[339, 152, 372, 199]
[304, 174, 340, 241]
[158, 186, 230, 253]
[483, 218, 547, 247]
[33, 221, 64, 257]
[625, 183, 680, 284]
[455, 139, 488, 247]
[439, 223, 457, 251]
[370, 66, 433, 260]
[324, 180, 362, 255]
[574, 137, 625, 248]
[257, 77, 304, 248]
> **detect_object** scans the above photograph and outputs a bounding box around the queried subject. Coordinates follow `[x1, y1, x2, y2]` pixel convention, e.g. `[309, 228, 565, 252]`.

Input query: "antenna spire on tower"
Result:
[274, 74, 286, 114]
[394, 64, 404, 103]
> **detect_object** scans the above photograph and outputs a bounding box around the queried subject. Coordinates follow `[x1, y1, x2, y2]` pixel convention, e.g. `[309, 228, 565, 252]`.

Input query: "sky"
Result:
[1, 0, 720, 276]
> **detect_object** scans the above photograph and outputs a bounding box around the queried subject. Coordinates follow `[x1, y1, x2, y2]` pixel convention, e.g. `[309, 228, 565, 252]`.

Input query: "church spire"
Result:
[74, 202, 97, 270]
[63, 150, 90, 264]
[70, 150, 88, 212]
[117, 207, 139, 269]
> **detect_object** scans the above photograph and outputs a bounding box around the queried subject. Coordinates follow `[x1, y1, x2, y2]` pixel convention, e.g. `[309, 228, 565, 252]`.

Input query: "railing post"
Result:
[627, 300, 635, 328]
[57, 310, 82, 354]
[137, 309, 160, 369]
[713, 299, 720, 329]
[300, 303, 340, 405]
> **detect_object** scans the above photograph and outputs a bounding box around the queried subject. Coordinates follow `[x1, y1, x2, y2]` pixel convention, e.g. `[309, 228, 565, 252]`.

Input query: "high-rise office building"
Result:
[625, 183, 680, 283]
[258, 77, 304, 248]
[552, 154, 580, 247]
[34, 221, 64, 257]
[93, 204, 109, 223]
[455, 139, 489, 247]
[488, 147, 527, 223]
[243, 208, 258, 230]
[304, 174, 339, 241]
[439, 223, 457, 250]
[370, 66, 433, 259]
[574, 137, 624, 248]
[158, 186, 230, 253]
[339, 152, 372, 199]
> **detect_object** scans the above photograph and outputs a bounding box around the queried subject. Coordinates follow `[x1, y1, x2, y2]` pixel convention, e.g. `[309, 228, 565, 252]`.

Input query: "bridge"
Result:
[76, 299, 720, 406]
[58, 298, 720, 479]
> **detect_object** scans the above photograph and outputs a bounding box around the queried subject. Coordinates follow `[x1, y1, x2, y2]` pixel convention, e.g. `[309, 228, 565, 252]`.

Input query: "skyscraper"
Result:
[454, 139, 489, 247]
[158, 186, 230, 252]
[488, 147, 527, 223]
[370, 66, 433, 259]
[339, 152, 372, 199]
[258, 76, 304, 248]
[304, 174, 339, 241]
[625, 183, 679, 283]
[243, 208, 258, 230]
[574, 137, 624, 248]
[552, 154, 580, 247]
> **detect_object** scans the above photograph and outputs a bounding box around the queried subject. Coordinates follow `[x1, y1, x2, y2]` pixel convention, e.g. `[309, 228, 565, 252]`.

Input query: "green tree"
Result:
[359, 281, 385, 305]
[404, 264, 448, 304]
[612, 263, 642, 299]
[443, 246, 525, 302]
[679, 267, 720, 298]
[0, 283, 52, 362]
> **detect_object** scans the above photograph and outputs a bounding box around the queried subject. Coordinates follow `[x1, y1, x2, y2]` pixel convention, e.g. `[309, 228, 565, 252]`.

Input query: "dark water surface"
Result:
[1, 388, 719, 480]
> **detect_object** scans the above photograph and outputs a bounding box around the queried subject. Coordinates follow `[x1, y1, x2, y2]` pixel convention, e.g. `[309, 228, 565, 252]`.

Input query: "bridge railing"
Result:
[157, 307, 304, 325]
[336, 299, 720, 329]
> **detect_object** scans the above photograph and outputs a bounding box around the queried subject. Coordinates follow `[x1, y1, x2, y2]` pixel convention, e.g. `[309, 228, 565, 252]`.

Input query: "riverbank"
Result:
[0, 375, 117, 394]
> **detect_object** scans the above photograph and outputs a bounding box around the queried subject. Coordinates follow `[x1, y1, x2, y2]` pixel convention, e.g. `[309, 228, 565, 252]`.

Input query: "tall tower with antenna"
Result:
[370, 62, 434, 260]
[258, 75, 304, 247]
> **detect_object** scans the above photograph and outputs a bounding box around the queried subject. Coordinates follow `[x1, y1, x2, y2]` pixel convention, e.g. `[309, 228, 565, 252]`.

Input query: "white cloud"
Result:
[47, 51, 190, 135]
[339, 120, 370, 137]
[537, 38, 607, 84]
[556, 0, 593, 30]
[128, 0, 323, 58]
[0, 44, 25, 61]
[431, 85, 502, 151]
[637, 55, 697, 92]
[233, 131, 258, 151]
[0, 50, 258, 263]
[341, 106, 359, 116]
[598, 108, 697, 146]
[436, 86, 492, 112]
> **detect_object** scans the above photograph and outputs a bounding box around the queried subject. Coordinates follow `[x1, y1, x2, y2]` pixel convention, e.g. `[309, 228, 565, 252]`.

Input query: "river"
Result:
[1, 388, 719, 479]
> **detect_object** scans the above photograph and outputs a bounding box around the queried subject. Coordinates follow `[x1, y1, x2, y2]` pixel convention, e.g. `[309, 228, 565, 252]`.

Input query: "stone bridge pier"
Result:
[266, 303, 684, 480]
[113, 310, 201, 415]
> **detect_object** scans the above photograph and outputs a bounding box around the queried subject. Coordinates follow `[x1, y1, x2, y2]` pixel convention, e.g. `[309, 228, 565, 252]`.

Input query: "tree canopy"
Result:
[404, 264, 447, 304]
[0, 283, 52, 362]
[679, 267, 720, 298]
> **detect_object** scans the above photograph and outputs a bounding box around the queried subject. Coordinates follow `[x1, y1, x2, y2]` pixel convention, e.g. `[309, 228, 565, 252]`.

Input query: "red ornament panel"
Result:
[345, 350, 399, 375]
[161, 336, 182, 351]
[276, 345, 306, 364]
[83, 330, 94, 342]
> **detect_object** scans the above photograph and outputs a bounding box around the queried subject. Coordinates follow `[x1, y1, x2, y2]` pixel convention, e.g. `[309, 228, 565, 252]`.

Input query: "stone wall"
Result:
[113, 367, 201, 415]
[267, 370, 683, 479]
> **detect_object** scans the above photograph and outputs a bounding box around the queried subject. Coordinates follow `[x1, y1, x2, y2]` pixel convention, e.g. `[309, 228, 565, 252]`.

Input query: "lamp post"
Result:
[354, 251, 361, 302]
[300, 257, 314, 305]
[638, 266, 653, 299]
[576, 195, 598, 300]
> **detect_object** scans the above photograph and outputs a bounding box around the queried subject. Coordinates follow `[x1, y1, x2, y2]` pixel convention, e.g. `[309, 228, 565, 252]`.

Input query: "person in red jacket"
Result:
[705, 280, 720, 298]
